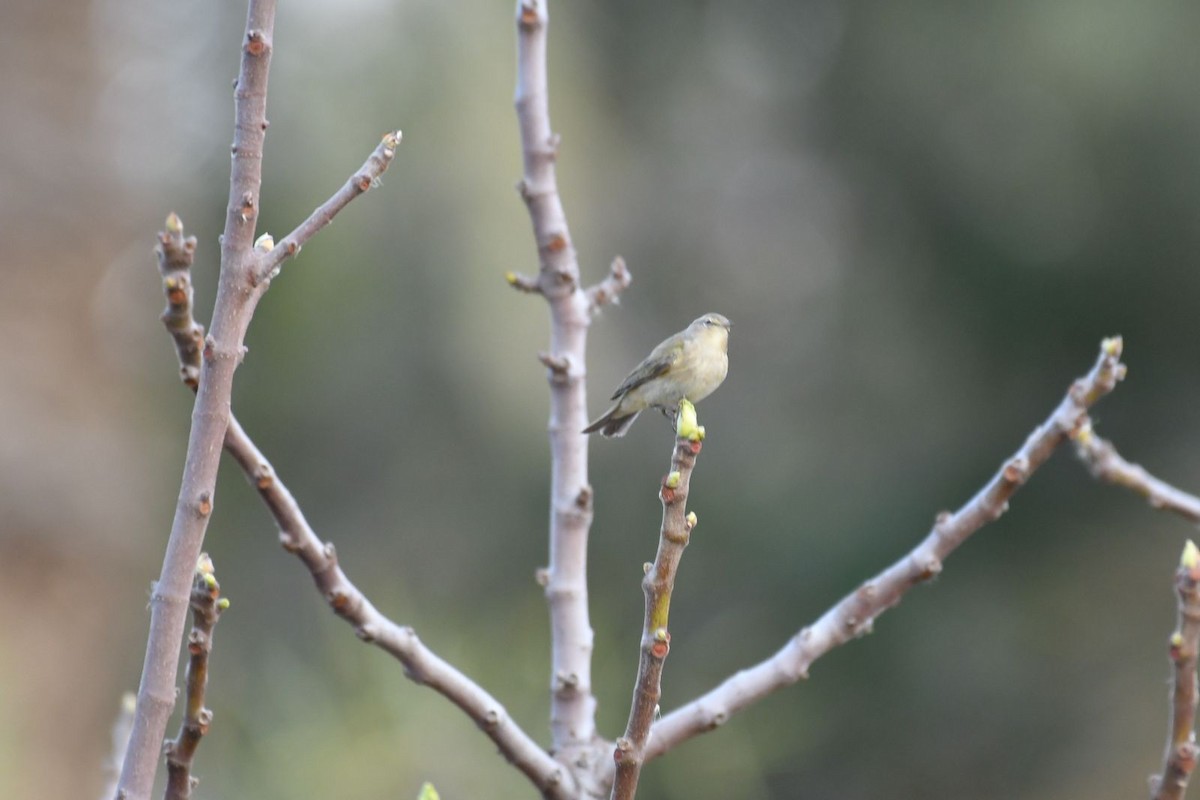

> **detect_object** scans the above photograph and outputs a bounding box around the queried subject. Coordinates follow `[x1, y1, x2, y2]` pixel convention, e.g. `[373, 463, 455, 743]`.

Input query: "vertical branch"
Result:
[611, 403, 704, 800]
[1153, 541, 1200, 800]
[513, 0, 601, 756]
[99, 693, 136, 800]
[117, 3, 277, 798]
[164, 555, 229, 800]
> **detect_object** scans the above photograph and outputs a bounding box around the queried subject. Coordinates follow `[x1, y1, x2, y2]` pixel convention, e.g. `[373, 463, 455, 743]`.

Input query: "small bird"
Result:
[584, 313, 731, 437]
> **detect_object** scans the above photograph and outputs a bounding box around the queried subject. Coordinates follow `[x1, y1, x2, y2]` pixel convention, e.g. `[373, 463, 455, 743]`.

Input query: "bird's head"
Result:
[689, 313, 731, 351]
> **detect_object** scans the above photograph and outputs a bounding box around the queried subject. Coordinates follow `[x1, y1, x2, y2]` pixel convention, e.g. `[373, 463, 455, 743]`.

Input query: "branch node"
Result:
[538, 351, 570, 374]
[518, 0, 542, 30]
[482, 707, 503, 729]
[1002, 457, 1029, 485]
[245, 29, 270, 57]
[505, 270, 542, 294]
[253, 463, 275, 490]
[574, 485, 593, 510]
[586, 255, 633, 315]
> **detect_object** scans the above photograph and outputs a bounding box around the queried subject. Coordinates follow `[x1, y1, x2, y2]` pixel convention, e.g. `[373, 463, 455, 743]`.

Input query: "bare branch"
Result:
[506, 270, 543, 294]
[156, 214, 203, 388]
[1152, 541, 1200, 800]
[98, 693, 136, 800]
[585, 257, 632, 316]
[154, 217, 572, 796]
[118, 5, 278, 797]
[513, 0, 606, 766]
[255, 131, 402, 285]
[164, 556, 229, 800]
[1073, 421, 1200, 524]
[221, 416, 575, 798]
[611, 406, 705, 800]
[633, 337, 1126, 765]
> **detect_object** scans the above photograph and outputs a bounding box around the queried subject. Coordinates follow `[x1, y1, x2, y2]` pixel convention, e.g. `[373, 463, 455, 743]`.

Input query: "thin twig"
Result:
[255, 131, 401, 285]
[506, 270, 543, 294]
[1073, 421, 1200, 524]
[585, 257, 632, 316]
[164, 555, 229, 800]
[628, 337, 1126, 767]
[156, 214, 203, 388]
[98, 693, 136, 800]
[1152, 541, 1200, 800]
[611, 404, 705, 800]
[154, 217, 574, 798]
[117, 5, 278, 797]
[514, 0, 614, 775]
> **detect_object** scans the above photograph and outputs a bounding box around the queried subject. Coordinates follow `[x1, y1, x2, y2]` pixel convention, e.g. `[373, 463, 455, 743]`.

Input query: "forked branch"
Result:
[631, 338, 1126, 766]
[117, 5, 278, 796]
[121, 2, 401, 793]
[154, 215, 572, 798]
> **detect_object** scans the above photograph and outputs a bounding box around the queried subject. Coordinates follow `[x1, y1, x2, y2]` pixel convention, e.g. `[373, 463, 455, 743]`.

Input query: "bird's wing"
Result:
[611, 337, 683, 399]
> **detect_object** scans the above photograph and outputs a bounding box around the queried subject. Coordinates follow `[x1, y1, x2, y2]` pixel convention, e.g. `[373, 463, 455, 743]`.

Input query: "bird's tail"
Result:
[582, 406, 640, 437]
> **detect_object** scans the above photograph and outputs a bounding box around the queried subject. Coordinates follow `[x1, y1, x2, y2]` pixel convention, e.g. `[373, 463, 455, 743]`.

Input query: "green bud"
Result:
[1182, 540, 1199, 570]
[676, 399, 701, 440]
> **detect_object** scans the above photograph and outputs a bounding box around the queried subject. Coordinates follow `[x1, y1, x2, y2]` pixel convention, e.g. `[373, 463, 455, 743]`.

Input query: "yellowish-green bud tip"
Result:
[202, 573, 218, 590]
[218, 597, 231, 611]
[643, 561, 653, 574]
[654, 627, 669, 642]
[165, 212, 183, 233]
[1101, 336, 1123, 357]
[665, 471, 681, 489]
[121, 692, 137, 713]
[1172, 632, 1185, 648]
[686, 511, 698, 529]
[196, 553, 214, 575]
[505, 271, 519, 286]
[1074, 420, 1093, 445]
[254, 232, 275, 253]
[416, 782, 440, 800]
[1182, 540, 1199, 570]
[676, 399, 700, 440]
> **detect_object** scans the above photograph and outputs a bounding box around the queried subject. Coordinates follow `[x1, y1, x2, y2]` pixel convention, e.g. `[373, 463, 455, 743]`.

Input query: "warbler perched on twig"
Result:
[583, 313, 731, 437]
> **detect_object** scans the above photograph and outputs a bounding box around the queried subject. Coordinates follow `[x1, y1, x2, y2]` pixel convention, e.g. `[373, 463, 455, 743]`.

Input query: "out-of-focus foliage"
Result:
[3, 0, 1200, 798]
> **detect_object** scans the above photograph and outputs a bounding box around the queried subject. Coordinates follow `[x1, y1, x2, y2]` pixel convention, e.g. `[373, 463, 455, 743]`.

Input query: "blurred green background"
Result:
[4, 0, 1200, 797]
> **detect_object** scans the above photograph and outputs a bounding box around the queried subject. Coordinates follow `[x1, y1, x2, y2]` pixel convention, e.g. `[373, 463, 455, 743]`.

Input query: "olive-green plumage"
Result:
[584, 313, 731, 437]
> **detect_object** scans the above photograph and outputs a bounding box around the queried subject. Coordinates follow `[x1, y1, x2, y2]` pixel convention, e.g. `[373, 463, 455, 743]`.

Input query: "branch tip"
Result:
[587, 256, 633, 315]
[506, 270, 542, 294]
[1184, 541, 1200, 572]
[518, 0, 542, 30]
[538, 351, 570, 373]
